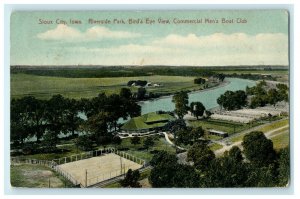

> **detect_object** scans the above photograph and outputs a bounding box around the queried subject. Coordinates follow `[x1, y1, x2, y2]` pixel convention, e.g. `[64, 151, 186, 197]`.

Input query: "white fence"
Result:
[11, 147, 146, 187]
[52, 147, 145, 166]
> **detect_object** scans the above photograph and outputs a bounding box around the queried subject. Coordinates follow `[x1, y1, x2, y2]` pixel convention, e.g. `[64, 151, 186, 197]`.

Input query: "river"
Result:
[139, 78, 256, 114]
[24, 78, 256, 142]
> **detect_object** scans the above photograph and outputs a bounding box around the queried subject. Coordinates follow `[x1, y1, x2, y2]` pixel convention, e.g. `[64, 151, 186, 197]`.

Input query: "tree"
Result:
[112, 136, 122, 148]
[84, 111, 111, 145]
[41, 132, 58, 152]
[187, 142, 215, 172]
[242, 131, 276, 166]
[44, 95, 67, 148]
[175, 129, 191, 146]
[191, 126, 205, 142]
[131, 136, 141, 145]
[217, 90, 247, 110]
[172, 91, 189, 119]
[120, 169, 141, 188]
[190, 102, 206, 119]
[65, 98, 83, 137]
[137, 87, 146, 100]
[214, 73, 225, 82]
[276, 83, 288, 102]
[149, 151, 199, 187]
[267, 88, 280, 106]
[120, 88, 132, 99]
[11, 99, 31, 146]
[105, 94, 126, 131]
[143, 136, 155, 151]
[277, 147, 290, 186]
[75, 135, 94, 151]
[164, 119, 187, 133]
[11, 97, 47, 144]
[228, 146, 243, 163]
[246, 163, 278, 187]
[194, 77, 206, 84]
[150, 151, 178, 166]
[203, 154, 248, 187]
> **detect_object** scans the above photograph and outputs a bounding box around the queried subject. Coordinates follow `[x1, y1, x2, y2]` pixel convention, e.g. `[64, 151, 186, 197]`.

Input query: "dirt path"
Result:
[162, 132, 185, 150]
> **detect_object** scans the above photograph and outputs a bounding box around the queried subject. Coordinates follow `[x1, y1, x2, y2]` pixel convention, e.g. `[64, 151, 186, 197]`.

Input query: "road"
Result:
[176, 120, 289, 163]
[214, 124, 289, 156]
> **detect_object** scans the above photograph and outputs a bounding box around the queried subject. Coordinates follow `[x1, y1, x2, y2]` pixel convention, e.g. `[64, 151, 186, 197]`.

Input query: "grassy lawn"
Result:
[270, 131, 289, 150]
[189, 119, 246, 135]
[213, 70, 288, 75]
[230, 134, 245, 143]
[10, 164, 73, 188]
[16, 143, 85, 161]
[256, 119, 289, 133]
[11, 73, 204, 100]
[114, 136, 176, 162]
[269, 127, 289, 137]
[13, 135, 175, 164]
[209, 143, 223, 151]
[229, 119, 289, 143]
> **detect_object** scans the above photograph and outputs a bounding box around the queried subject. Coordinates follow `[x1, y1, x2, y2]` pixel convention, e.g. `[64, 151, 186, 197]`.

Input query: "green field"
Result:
[11, 73, 207, 99]
[112, 136, 176, 162]
[229, 119, 289, 143]
[15, 135, 176, 163]
[213, 70, 288, 75]
[209, 143, 223, 151]
[10, 164, 72, 188]
[16, 143, 85, 161]
[270, 131, 289, 150]
[257, 119, 289, 133]
[189, 119, 247, 136]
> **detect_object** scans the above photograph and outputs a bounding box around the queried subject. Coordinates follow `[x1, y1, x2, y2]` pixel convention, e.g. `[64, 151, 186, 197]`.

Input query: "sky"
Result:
[10, 10, 289, 66]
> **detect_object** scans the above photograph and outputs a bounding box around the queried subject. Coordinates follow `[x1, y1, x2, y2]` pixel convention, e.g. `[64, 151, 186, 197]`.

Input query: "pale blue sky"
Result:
[10, 10, 289, 66]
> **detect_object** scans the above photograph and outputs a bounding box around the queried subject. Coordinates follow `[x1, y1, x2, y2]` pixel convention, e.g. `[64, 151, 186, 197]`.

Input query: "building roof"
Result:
[121, 112, 175, 131]
[209, 129, 228, 135]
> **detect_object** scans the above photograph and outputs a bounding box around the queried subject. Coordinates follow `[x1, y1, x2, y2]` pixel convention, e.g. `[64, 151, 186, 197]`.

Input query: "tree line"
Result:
[216, 81, 288, 111]
[12, 66, 216, 78]
[149, 131, 289, 187]
[246, 81, 288, 108]
[172, 91, 210, 119]
[11, 88, 141, 153]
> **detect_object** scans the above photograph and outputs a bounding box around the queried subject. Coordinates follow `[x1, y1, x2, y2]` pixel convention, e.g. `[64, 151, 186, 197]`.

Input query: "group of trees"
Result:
[172, 91, 207, 119]
[149, 131, 289, 187]
[127, 80, 148, 87]
[194, 77, 206, 85]
[11, 88, 141, 153]
[217, 90, 247, 110]
[226, 73, 276, 81]
[246, 81, 289, 108]
[164, 119, 205, 146]
[11, 95, 84, 152]
[213, 73, 226, 82]
[216, 81, 288, 111]
[130, 136, 155, 151]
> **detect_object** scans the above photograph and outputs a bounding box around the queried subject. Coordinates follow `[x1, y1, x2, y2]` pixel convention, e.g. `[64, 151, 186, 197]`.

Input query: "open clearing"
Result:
[57, 153, 142, 187]
[10, 164, 66, 188]
[11, 74, 204, 99]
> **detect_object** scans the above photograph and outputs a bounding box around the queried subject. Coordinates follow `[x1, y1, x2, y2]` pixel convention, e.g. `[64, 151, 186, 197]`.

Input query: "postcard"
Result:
[10, 10, 289, 188]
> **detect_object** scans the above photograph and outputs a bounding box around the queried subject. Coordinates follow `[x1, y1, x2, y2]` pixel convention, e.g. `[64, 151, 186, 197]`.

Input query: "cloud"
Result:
[152, 32, 288, 53]
[40, 32, 288, 66]
[37, 24, 141, 41]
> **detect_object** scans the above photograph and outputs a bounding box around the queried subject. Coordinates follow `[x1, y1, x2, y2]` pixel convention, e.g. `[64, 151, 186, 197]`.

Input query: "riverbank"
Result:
[138, 79, 229, 104]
